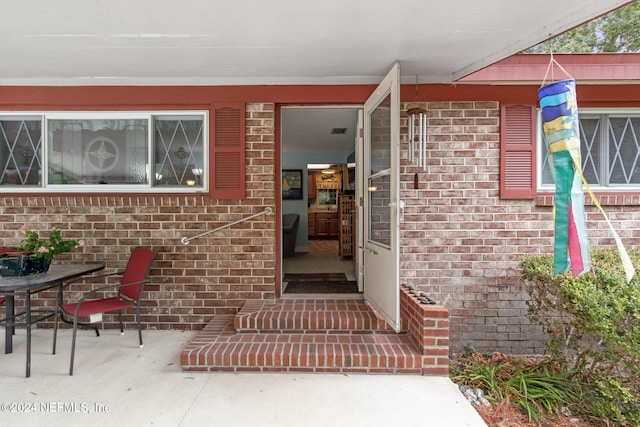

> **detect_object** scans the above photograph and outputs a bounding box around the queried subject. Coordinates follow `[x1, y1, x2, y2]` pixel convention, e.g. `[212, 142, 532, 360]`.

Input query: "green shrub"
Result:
[521, 249, 640, 425]
[578, 373, 640, 426]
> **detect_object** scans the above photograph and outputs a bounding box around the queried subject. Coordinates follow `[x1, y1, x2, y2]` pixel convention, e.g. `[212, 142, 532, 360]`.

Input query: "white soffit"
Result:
[0, 0, 632, 86]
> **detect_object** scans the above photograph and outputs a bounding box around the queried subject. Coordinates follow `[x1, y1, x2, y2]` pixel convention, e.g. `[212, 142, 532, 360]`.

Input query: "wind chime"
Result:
[407, 77, 428, 171]
[538, 55, 634, 281]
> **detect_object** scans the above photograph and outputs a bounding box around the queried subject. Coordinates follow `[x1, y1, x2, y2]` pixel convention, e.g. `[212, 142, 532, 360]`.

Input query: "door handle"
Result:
[360, 246, 378, 255]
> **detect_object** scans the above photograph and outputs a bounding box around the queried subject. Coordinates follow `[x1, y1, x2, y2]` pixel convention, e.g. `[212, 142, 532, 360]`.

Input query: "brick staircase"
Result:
[180, 288, 450, 375]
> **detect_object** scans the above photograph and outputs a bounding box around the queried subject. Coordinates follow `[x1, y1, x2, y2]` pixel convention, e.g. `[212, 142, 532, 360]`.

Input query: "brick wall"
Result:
[4, 98, 638, 355]
[400, 286, 450, 375]
[0, 103, 277, 331]
[399, 101, 640, 354]
[399, 101, 550, 353]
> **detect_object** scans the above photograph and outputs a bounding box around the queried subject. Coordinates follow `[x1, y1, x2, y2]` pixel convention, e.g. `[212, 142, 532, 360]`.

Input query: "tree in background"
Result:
[528, 0, 640, 53]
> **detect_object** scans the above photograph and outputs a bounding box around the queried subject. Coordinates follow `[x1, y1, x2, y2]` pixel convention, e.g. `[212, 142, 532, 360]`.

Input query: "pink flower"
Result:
[19, 225, 26, 234]
[37, 246, 49, 254]
[78, 240, 85, 247]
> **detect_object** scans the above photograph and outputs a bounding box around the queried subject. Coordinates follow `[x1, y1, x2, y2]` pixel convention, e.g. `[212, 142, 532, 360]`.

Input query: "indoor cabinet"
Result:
[308, 211, 339, 238]
[307, 171, 316, 200]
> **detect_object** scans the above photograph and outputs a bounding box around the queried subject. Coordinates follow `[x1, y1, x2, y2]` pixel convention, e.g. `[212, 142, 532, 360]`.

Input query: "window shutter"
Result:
[210, 103, 245, 199]
[500, 104, 536, 199]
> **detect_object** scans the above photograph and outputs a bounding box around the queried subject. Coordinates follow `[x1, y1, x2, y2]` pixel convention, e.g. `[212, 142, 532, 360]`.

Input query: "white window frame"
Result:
[537, 108, 640, 192]
[0, 111, 208, 193]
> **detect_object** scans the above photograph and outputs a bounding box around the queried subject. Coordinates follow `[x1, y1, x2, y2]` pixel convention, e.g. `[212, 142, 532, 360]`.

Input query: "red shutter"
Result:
[210, 103, 245, 199]
[500, 104, 536, 199]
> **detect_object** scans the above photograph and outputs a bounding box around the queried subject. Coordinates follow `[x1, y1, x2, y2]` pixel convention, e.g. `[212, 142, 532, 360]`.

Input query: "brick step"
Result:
[180, 292, 450, 375]
[180, 314, 425, 374]
[234, 299, 394, 334]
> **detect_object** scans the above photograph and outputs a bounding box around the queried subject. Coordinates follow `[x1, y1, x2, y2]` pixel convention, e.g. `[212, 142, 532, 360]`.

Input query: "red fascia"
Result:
[459, 53, 640, 84]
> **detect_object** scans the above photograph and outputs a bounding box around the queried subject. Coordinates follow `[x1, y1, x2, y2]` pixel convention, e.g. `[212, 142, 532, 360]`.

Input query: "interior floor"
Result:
[283, 239, 357, 282]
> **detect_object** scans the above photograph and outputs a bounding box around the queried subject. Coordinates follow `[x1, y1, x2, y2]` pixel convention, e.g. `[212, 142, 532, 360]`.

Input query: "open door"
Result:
[355, 110, 364, 292]
[362, 63, 401, 331]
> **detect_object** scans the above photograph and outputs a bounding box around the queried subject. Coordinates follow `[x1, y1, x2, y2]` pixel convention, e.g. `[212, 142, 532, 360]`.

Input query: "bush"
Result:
[521, 249, 640, 425]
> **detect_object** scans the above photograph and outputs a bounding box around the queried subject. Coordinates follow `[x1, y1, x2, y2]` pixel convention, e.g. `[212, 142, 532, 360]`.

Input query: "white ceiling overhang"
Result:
[0, 0, 632, 86]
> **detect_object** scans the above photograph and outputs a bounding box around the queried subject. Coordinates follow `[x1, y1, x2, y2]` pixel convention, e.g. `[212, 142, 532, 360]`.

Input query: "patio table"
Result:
[1, 263, 105, 377]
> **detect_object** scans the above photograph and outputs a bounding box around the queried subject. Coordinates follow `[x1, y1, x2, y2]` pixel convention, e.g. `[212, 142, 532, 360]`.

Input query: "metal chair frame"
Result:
[53, 248, 156, 375]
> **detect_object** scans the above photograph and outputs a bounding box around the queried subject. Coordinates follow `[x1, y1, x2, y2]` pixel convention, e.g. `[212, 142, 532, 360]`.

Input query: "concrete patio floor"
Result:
[0, 327, 487, 427]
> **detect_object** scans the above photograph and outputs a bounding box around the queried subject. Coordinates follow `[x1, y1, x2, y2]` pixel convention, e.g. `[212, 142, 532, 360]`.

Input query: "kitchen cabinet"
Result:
[308, 213, 316, 236]
[308, 211, 339, 238]
[307, 172, 316, 199]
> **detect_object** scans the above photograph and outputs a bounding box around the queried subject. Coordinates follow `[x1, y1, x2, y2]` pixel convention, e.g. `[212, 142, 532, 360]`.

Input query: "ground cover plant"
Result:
[452, 249, 640, 426]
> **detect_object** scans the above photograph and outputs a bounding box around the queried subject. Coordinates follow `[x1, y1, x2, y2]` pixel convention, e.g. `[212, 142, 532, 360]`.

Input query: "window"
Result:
[539, 110, 640, 190]
[0, 112, 207, 192]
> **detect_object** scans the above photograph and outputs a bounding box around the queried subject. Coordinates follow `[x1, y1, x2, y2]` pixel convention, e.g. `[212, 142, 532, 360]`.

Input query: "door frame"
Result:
[279, 104, 363, 296]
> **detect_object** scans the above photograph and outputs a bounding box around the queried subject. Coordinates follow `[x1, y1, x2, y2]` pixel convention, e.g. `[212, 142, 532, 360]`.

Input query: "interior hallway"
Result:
[283, 240, 357, 281]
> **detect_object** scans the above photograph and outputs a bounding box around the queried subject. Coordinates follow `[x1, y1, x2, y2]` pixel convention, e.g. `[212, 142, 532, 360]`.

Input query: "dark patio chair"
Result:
[282, 213, 299, 258]
[53, 247, 157, 375]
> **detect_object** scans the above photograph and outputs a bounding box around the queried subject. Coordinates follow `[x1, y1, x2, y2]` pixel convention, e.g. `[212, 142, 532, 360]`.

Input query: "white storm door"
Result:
[355, 110, 364, 292]
[363, 63, 401, 331]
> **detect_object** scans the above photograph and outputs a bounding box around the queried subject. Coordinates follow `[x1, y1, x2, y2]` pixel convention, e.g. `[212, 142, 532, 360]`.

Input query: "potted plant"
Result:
[0, 226, 85, 276]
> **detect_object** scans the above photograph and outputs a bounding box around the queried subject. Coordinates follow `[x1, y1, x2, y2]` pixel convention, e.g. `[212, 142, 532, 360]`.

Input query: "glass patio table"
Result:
[1, 263, 105, 377]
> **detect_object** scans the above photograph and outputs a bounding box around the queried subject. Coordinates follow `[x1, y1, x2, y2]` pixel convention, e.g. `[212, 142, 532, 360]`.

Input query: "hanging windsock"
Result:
[538, 79, 590, 277]
[539, 77, 635, 281]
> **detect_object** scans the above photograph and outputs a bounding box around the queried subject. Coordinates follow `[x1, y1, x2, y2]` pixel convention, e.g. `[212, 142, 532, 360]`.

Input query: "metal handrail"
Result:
[180, 207, 272, 245]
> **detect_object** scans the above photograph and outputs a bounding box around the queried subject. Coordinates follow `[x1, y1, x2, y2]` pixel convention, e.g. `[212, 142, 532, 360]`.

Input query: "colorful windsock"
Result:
[539, 78, 635, 281]
[538, 79, 590, 277]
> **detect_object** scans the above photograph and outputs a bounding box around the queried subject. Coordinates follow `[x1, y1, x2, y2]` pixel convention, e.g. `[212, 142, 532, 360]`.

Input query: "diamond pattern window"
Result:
[540, 111, 640, 189]
[0, 112, 206, 192]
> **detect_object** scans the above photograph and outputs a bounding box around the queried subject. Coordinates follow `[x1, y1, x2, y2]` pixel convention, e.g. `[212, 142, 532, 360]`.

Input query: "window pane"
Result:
[368, 173, 391, 247]
[580, 117, 601, 185]
[48, 119, 148, 185]
[367, 93, 392, 247]
[154, 116, 204, 187]
[540, 128, 554, 185]
[0, 117, 42, 186]
[370, 95, 391, 174]
[541, 116, 602, 186]
[608, 117, 640, 185]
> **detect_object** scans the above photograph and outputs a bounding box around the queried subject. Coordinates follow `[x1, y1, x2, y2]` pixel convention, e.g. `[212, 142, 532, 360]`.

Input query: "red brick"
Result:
[180, 301, 449, 376]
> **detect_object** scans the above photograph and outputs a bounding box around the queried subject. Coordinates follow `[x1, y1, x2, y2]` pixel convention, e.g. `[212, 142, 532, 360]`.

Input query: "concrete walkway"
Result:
[0, 328, 487, 427]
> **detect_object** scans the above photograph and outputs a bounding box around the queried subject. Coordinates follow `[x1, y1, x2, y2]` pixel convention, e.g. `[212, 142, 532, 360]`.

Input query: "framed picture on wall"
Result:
[282, 169, 303, 199]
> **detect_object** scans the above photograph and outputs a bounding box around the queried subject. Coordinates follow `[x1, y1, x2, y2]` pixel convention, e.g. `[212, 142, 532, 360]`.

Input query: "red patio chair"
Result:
[53, 247, 157, 375]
